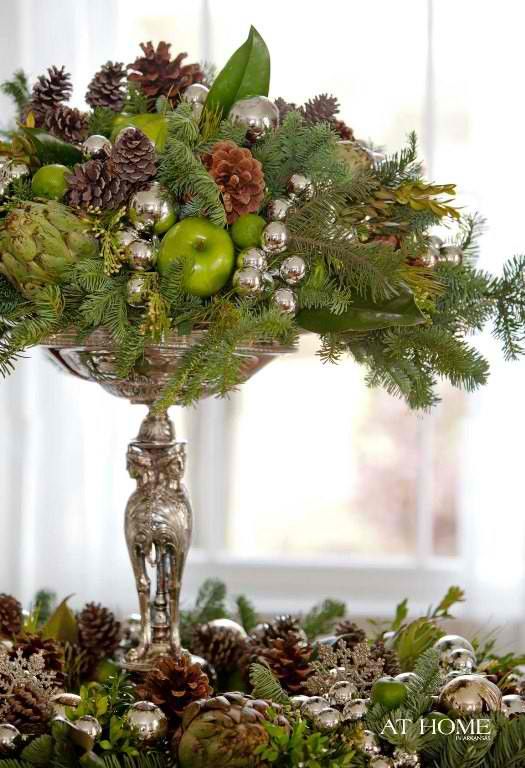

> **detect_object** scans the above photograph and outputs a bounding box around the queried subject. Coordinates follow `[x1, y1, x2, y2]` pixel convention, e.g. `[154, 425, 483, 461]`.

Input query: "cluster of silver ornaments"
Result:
[229, 96, 280, 141]
[0, 158, 30, 197]
[82, 134, 112, 159]
[392, 748, 420, 767]
[232, 248, 271, 299]
[126, 701, 168, 745]
[433, 634, 476, 676]
[422, 235, 464, 267]
[181, 83, 210, 120]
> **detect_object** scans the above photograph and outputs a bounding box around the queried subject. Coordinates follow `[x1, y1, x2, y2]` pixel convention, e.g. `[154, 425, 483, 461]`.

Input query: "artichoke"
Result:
[0, 200, 98, 299]
[177, 692, 288, 768]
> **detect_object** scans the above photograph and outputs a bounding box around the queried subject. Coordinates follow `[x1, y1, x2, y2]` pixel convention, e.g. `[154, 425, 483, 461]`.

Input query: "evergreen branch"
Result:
[249, 662, 290, 705]
[302, 599, 346, 640]
[0, 69, 30, 118]
[123, 83, 149, 115]
[376, 131, 422, 186]
[87, 108, 116, 139]
[236, 595, 258, 634]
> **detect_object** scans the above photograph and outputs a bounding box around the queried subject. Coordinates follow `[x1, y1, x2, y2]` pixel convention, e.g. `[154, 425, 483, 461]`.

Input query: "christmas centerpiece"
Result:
[1, 584, 525, 768]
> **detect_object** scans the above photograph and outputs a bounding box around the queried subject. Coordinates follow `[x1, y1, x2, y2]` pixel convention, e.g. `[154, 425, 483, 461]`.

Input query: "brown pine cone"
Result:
[204, 140, 265, 224]
[66, 160, 131, 210]
[334, 620, 366, 647]
[136, 652, 211, 727]
[10, 634, 65, 682]
[44, 104, 89, 143]
[333, 119, 355, 141]
[77, 602, 121, 659]
[256, 615, 306, 645]
[191, 619, 247, 677]
[28, 65, 72, 125]
[110, 127, 156, 185]
[302, 93, 340, 124]
[86, 61, 127, 112]
[128, 41, 203, 110]
[371, 639, 401, 677]
[0, 594, 23, 638]
[4, 685, 51, 735]
[247, 632, 314, 694]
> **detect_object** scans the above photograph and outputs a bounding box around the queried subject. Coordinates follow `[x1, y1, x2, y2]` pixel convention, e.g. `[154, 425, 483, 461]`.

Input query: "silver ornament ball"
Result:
[329, 680, 357, 706]
[361, 729, 381, 755]
[126, 239, 157, 271]
[75, 715, 102, 741]
[272, 287, 297, 315]
[371, 759, 393, 768]
[438, 673, 502, 716]
[502, 694, 525, 719]
[127, 701, 168, 744]
[261, 221, 289, 255]
[421, 243, 440, 268]
[438, 244, 463, 265]
[128, 182, 176, 233]
[207, 618, 248, 639]
[313, 707, 342, 732]
[290, 695, 310, 709]
[126, 274, 150, 307]
[434, 634, 475, 665]
[267, 198, 293, 222]
[51, 692, 82, 719]
[182, 83, 209, 120]
[6, 161, 30, 182]
[342, 697, 368, 721]
[0, 724, 20, 754]
[237, 247, 268, 271]
[301, 696, 330, 720]
[279, 255, 306, 285]
[445, 647, 477, 674]
[287, 173, 313, 200]
[82, 134, 112, 159]
[392, 748, 420, 767]
[395, 672, 421, 685]
[117, 228, 140, 249]
[229, 96, 279, 141]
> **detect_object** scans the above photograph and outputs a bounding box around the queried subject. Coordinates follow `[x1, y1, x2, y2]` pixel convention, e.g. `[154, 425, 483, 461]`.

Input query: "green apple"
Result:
[158, 217, 235, 297]
[371, 677, 408, 710]
[31, 163, 70, 200]
[231, 213, 266, 249]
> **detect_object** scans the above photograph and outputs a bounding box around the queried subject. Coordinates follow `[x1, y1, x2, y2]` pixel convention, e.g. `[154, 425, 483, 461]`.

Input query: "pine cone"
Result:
[257, 615, 306, 644]
[302, 93, 340, 124]
[28, 65, 72, 125]
[371, 639, 401, 677]
[333, 119, 355, 141]
[334, 620, 367, 647]
[10, 634, 65, 682]
[66, 160, 131, 210]
[77, 602, 121, 659]
[86, 61, 126, 112]
[4, 685, 51, 735]
[204, 140, 265, 224]
[136, 652, 211, 727]
[44, 104, 88, 143]
[245, 632, 314, 694]
[128, 41, 203, 110]
[110, 127, 156, 185]
[274, 97, 298, 123]
[191, 619, 247, 677]
[0, 594, 23, 638]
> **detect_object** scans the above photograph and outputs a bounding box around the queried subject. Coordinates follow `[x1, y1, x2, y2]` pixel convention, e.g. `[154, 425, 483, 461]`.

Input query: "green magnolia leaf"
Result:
[296, 285, 426, 333]
[110, 113, 168, 151]
[42, 594, 78, 644]
[205, 26, 270, 118]
[20, 127, 82, 166]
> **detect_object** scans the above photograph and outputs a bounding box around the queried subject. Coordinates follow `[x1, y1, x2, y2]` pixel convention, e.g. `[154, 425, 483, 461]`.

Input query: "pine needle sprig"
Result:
[0, 69, 30, 118]
[376, 131, 422, 186]
[123, 83, 149, 115]
[87, 107, 116, 139]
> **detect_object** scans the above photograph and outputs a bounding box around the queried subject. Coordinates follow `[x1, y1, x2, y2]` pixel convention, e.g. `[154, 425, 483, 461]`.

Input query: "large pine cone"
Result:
[110, 127, 156, 185]
[0, 594, 23, 638]
[244, 631, 314, 695]
[128, 41, 203, 110]
[334, 620, 367, 647]
[333, 119, 355, 141]
[77, 602, 121, 658]
[86, 61, 127, 112]
[191, 619, 247, 677]
[204, 140, 265, 224]
[3, 685, 51, 735]
[178, 692, 288, 768]
[10, 634, 65, 682]
[44, 104, 89, 143]
[28, 65, 72, 125]
[66, 160, 131, 210]
[255, 615, 306, 645]
[136, 652, 211, 727]
[302, 93, 340, 124]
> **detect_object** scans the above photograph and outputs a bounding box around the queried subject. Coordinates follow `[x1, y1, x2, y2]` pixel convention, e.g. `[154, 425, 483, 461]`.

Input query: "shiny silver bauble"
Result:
[438, 674, 502, 716]
[207, 618, 248, 638]
[445, 647, 477, 674]
[301, 696, 330, 720]
[267, 198, 293, 222]
[51, 692, 82, 719]
[313, 707, 341, 732]
[126, 274, 149, 307]
[342, 697, 368, 721]
[126, 701, 168, 744]
[421, 243, 440, 268]
[128, 182, 175, 233]
[279, 255, 306, 285]
[438, 244, 463, 265]
[328, 680, 357, 706]
[82, 134, 112, 159]
[287, 173, 313, 200]
[74, 715, 102, 741]
[7, 161, 30, 182]
[290, 695, 310, 708]
[229, 96, 279, 140]
[395, 672, 420, 685]
[261, 221, 289, 254]
[117, 228, 140, 250]
[237, 247, 268, 271]
[370, 759, 393, 768]
[272, 287, 297, 315]
[0, 724, 20, 754]
[126, 239, 157, 271]
[361, 730, 381, 755]
[502, 694, 525, 719]
[434, 634, 475, 664]
[392, 749, 420, 767]
[181, 83, 210, 120]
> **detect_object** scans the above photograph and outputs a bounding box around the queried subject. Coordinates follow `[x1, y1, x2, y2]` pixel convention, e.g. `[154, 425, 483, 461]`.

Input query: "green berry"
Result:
[31, 164, 70, 201]
[231, 213, 266, 249]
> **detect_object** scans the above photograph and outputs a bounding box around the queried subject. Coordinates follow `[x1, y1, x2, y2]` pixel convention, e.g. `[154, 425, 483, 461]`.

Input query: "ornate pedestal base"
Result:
[43, 329, 296, 670]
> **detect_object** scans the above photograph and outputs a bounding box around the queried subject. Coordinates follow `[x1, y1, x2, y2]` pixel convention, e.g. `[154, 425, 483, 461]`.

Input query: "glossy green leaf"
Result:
[110, 113, 168, 151]
[42, 594, 78, 644]
[296, 285, 426, 333]
[21, 127, 83, 166]
[205, 26, 270, 118]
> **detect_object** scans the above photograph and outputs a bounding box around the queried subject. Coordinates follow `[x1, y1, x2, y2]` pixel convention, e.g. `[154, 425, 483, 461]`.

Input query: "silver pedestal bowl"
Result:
[42, 328, 296, 670]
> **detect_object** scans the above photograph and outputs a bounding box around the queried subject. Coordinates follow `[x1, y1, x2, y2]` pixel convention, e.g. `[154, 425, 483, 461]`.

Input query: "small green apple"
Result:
[157, 217, 235, 297]
[371, 677, 408, 710]
[31, 164, 70, 200]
